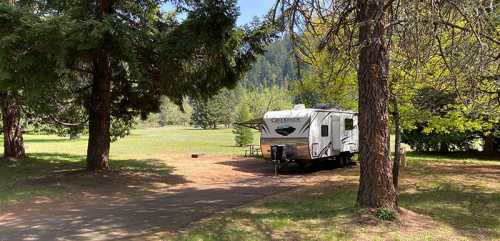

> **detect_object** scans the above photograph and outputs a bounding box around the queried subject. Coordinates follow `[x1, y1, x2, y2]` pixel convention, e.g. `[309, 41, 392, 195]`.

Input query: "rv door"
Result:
[342, 115, 356, 153]
[331, 115, 341, 153]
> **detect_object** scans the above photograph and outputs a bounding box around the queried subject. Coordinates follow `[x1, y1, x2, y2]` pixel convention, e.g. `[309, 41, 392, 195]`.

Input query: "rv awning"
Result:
[234, 118, 264, 130]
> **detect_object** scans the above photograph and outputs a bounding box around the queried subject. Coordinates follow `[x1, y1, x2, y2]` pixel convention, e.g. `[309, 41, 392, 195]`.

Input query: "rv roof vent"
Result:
[316, 104, 330, 109]
[293, 104, 306, 110]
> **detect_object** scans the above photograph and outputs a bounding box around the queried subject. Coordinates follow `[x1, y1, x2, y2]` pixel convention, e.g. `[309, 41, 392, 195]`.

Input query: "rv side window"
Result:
[321, 125, 329, 137]
[345, 119, 354, 130]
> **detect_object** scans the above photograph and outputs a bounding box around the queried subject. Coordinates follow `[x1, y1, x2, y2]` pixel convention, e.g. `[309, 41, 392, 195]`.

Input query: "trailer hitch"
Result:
[271, 145, 287, 176]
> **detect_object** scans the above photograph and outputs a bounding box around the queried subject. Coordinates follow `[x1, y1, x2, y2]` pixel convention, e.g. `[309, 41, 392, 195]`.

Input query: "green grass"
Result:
[19, 126, 258, 159]
[172, 186, 358, 241]
[172, 155, 500, 241]
[0, 126, 255, 209]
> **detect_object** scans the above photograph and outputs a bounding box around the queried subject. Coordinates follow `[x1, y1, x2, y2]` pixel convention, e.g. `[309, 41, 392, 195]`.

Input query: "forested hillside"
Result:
[241, 37, 297, 88]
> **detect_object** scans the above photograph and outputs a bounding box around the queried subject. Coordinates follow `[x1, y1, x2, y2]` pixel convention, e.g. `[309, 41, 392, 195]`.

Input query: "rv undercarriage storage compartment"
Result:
[271, 144, 291, 175]
[271, 145, 286, 161]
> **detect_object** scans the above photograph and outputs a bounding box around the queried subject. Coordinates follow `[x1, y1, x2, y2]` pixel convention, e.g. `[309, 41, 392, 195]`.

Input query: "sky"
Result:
[161, 1, 276, 26]
[235, 0, 276, 25]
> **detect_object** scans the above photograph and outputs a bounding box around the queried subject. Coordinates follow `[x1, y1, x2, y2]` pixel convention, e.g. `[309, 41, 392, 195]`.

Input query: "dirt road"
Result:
[0, 156, 351, 241]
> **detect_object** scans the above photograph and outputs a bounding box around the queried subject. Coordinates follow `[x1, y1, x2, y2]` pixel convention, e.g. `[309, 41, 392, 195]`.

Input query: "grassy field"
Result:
[0, 126, 257, 208]
[1, 126, 499, 240]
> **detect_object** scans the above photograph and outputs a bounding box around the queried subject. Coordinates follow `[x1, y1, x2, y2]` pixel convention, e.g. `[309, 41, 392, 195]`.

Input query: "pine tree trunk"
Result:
[86, 0, 112, 171]
[439, 143, 449, 153]
[86, 52, 112, 170]
[483, 134, 497, 154]
[356, 0, 397, 209]
[1, 92, 26, 160]
[392, 97, 401, 191]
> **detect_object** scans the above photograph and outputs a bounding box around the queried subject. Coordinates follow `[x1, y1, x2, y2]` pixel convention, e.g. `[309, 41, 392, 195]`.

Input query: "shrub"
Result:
[376, 208, 396, 221]
[402, 124, 478, 153]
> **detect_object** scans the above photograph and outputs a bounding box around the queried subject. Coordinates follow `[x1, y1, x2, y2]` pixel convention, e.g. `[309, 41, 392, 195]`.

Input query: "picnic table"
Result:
[244, 144, 261, 157]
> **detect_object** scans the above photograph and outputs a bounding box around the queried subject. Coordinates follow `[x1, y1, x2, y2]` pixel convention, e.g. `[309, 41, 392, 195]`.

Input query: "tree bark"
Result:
[356, 0, 397, 209]
[86, 0, 112, 171]
[439, 143, 449, 153]
[482, 134, 497, 154]
[1, 92, 26, 160]
[392, 96, 401, 191]
[86, 52, 112, 170]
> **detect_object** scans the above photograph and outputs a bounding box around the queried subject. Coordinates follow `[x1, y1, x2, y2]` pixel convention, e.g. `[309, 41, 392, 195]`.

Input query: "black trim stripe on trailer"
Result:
[299, 122, 311, 135]
[318, 141, 332, 157]
[300, 113, 318, 135]
[321, 112, 332, 122]
[261, 123, 270, 134]
[297, 118, 311, 135]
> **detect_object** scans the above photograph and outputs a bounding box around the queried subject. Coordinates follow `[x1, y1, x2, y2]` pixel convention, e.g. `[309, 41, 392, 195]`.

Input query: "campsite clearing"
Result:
[0, 126, 499, 241]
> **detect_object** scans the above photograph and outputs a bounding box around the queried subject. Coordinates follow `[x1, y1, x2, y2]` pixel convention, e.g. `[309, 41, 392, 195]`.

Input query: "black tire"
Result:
[338, 155, 344, 167]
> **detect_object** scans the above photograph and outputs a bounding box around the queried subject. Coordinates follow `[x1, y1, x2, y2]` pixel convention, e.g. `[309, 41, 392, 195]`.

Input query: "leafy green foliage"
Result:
[289, 23, 357, 110]
[375, 208, 396, 221]
[158, 97, 192, 126]
[402, 126, 478, 153]
[233, 104, 253, 146]
[190, 88, 239, 129]
[240, 86, 293, 119]
[400, 87, 498, 152]
[291, 68, 357, 110]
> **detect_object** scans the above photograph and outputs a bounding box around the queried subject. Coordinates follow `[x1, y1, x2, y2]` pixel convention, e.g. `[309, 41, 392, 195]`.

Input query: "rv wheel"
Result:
[338, 155, 347, 167]
[295, 160, 305, 169]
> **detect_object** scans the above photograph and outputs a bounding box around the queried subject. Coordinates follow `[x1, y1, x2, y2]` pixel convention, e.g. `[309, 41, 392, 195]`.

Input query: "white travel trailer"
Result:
[260, 104, 358, 167]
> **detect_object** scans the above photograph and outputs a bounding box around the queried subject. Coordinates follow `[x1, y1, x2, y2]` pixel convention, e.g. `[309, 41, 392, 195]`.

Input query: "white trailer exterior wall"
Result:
[260, 106, 358, 162]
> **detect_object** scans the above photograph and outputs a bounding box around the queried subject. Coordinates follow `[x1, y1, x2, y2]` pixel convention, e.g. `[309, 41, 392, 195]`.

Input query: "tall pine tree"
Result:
[233, 104, 253, 146]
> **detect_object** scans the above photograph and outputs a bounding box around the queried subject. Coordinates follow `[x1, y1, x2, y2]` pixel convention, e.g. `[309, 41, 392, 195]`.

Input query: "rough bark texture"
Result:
[392, 97, 401, 191]
[356, 0, 397, 209]
[1, 92, 26, 160]
[86, 0, 112, 171]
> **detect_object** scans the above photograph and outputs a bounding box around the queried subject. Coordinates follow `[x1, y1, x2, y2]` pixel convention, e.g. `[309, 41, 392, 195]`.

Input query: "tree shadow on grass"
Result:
[0, 152, 189, 207]
[402, 156, 500, 180]
[400, 183, 500, 240]
[0, 183, 296, 241]
[407, 151, 500, 162]
[23, 138, 83, 143]
[184, 184, 359, 241]
[398, 157, 500, 240]
[216, 158, 353, 177]
[0, 155, 300, 241]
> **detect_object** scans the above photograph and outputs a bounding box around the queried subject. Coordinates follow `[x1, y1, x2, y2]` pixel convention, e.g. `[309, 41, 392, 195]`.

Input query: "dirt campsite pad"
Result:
[0, 155, 350, 241]
[157, 158, 500, 241]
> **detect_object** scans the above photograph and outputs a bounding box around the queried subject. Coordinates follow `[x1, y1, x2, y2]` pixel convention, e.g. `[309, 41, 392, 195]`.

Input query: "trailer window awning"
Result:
[234, 118, 264, 130]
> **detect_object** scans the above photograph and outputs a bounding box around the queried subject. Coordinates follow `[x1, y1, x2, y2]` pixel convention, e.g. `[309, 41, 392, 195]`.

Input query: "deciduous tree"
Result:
[271, 0, 498, 210]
